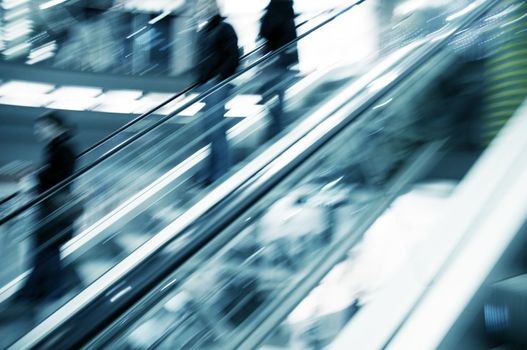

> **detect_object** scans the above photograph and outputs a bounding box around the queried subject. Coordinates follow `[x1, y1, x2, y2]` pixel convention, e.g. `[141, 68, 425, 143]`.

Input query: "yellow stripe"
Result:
[488, 61, 527, 75]
[490, 39, 527, 56]
[486, 78, 527, 92]
[486, 98, 525, 109]
[486, 118, 512, 128]
[479, 1, 527, 146]
[485, 128, 503, 137]
[486, 89, 527, 105]
[485, 129, 498, 136]
[487, 68, 527, 82]
[486, 88, 527, 100]
[488, 49, 527, 67]
[481, 109, 517, 119]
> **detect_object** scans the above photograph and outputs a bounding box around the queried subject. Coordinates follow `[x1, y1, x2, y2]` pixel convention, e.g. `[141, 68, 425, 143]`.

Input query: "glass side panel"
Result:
[101, 7, 499, 347]
[286, 1, 527, 347]
[0, 2, 385, 347]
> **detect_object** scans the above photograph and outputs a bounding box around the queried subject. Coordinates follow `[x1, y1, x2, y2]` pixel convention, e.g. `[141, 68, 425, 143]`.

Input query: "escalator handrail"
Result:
[0, 191, 19, 206]
[0, 4, 347, 224]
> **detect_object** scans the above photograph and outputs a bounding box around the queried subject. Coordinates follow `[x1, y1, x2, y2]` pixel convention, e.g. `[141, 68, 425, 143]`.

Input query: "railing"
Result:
[0, 4, 354, 226]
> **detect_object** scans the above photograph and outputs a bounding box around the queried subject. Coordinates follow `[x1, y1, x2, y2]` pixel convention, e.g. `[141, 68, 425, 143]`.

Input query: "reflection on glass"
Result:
[0, 3, 368, 346]
[99, 5, 503, 347]
[0, 0, 509, 347]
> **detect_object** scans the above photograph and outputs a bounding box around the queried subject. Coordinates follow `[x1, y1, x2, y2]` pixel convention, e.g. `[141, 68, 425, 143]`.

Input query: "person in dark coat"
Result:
[5, 112, 78, 315]
[195, 1, 240, 185]
[259, 0, 299, 138]
[260, 0, 299, 69]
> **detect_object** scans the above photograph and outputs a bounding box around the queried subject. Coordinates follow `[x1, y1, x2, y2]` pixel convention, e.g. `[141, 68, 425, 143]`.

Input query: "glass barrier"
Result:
[0, 2, 375, 346]
[94, 5, 502, 348]
[253, 3, 527, 348]
[0, 0, 367, 219]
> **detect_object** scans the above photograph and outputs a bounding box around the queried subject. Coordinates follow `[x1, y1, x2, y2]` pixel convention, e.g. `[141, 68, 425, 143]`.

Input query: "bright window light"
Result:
[225, 94, 262, 110]
[92, 101, 143, 114]
[2, 0, 29, 11]
[0, 95, 46, 107]
[47, 87, 102, 110]
[225, 104, 264, 118]
[26, 41, 57, 65]
[125, 0, 184, 13]
[157, 93, 198, 115]
[179, 102, 205, 117]
[446, 1, 482, 22]
[0, 80, 55, 96]
[5, 6, 29, 21]
[96, 90, 143, 104]
[368, 72, 399, 92]
[2, 42, 30, 57]
[141, 92, 176, 105]
[47, 99, 96, 111]
[39, 0, 67, 10]
[48, 86, 103, 100]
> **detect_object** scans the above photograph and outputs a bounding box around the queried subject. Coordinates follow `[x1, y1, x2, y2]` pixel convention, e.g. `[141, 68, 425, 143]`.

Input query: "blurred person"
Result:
[259, 0, 299, 139]
[53, 1, 118, 72]
[1, 112, 79, 317]
[30, 2, 75, 49]
[195, 0, 240, 185]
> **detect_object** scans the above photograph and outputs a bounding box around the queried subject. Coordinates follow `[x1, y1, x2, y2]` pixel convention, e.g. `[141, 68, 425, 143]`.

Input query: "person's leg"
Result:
[40, 244, 63, 300]
[202, 82, 231, 184]
[268, 84, 285, 138]
[17, 212, 69, 300]
[14, 224, 47, 302]
[57, 225, 83, 294]
[208, 132, 230, 182]
[16, 241, 63, 302]
[14, 257, 40, 301]
[263, 67, 295, 140]
[260, 66, 282, 139]
[200, 81, 217, 184]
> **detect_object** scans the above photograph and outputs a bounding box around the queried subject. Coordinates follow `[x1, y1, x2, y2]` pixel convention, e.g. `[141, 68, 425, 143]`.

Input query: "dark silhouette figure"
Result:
[259, 0, 299, 138]
[2, 112, 79, 318]
[196, 3, 240, 185]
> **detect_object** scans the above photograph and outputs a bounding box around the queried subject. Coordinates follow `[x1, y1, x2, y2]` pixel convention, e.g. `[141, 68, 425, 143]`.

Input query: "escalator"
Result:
[0, 2, 351, 208]
[0, 2, 375, 347]
[3, 0, 511, 349]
